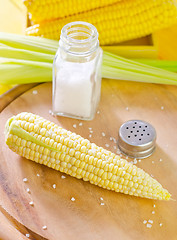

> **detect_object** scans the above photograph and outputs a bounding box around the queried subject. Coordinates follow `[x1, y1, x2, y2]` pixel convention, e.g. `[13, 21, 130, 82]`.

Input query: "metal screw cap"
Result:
[118, 120, 156, 159]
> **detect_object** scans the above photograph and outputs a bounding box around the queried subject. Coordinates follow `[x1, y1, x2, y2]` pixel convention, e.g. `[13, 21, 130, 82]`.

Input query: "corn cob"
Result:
[5, 112, 171, 200]
[23, 0, 120, 23]
[26, 0, 177, 45]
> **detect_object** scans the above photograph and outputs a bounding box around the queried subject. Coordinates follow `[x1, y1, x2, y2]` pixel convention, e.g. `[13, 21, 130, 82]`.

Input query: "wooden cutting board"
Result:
[0, 80, 177, 240]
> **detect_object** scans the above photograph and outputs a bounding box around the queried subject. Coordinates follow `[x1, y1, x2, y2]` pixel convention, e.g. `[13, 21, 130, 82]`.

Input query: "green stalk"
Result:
[0, 33, 177, 86]
[133, 59, 177, 72]
[0, 46, 54, 63]
[0, 32, 58, 54]
[0, 58, 52, 84]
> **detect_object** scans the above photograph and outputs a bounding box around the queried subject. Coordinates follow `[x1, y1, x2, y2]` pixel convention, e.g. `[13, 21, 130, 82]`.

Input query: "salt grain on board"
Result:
[146, 223, 152, 228]
[71, 197, 75, 202]
[29, 201, 34, 206]
[42, 226, 47, 230]
[32, 90, 38, 95]
[61, 175, 66, 179]
[26, 233, 30, 238]
[23, 178, 28, 183]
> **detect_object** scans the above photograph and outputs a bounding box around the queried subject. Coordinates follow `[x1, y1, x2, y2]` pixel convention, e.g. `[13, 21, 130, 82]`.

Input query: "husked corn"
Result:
[23, 0, 120, 23]
[26, 0, 177, 45]
[5, 112, 171, 200]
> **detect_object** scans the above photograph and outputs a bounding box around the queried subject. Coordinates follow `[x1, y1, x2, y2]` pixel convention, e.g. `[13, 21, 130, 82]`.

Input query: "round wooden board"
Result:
[0, 80, 177, 240]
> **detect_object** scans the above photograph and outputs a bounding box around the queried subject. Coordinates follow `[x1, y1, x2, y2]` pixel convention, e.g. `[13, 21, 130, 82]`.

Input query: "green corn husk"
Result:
[0, 58, 52, 84]
[0, 32, 177, 86]
[133, 59, 177, 72]
[0, 46, 54, 63]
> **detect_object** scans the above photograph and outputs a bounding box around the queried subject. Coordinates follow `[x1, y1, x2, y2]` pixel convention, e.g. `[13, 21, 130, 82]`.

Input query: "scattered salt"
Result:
[146, 223, 152, 228]
[112, 137, 116, 143]
[73, 124, 77, 128]
[153, 204, 156, 208]
[113, 146, 117, 150]
[152, 161, 154, 164]
[26, 188, 30, 193]
[159, 159, 163, 162]
[138, 159, 141, 162]
[29, 201, 34, 206]
[37, 173, 40, 177]
[160, 223, 163, 227]
[71, 197, 75, 202]
[61, 175, 66, 179]
[100, 202, 105, 206]
[90, 130, 93, 133]
[120, 154, 122, 157]
[26, 233, 30, 238]
[102, 132, 106, 137]
[23, 178, 28, 183]
[133, 159, 137, 164]
[148, 220, 153, 224]
[53, 184, 56, 189]
[126, 156, 128, 160]
[110, 137, 113, 141]
[100, 197, 104, 201]
[126, 107, 129, 111]
[89, 134, 92, 138]
[97, 111, 100, 114]
[49, 110, 54, 116]
[105, 144, 109, 148]
[89, 127, 92, 130]
[161, 106, 164, 110]
[42, 225, 47, 230]
[152, 211, 155, 214]
[32, 90, 38, 95]
[79, 123, 83, 126]
[143, 220, 147, 224]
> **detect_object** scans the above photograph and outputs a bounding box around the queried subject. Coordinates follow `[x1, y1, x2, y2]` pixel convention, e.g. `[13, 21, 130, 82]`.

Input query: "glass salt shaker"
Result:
[52, 21, 103, 120]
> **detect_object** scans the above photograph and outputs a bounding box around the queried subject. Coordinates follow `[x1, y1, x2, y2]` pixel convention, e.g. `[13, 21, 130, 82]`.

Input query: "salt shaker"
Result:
[52, 21, 103, 120]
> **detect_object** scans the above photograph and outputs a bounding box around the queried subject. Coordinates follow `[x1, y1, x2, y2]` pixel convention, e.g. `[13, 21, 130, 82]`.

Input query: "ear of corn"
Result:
[23, 0, 120, 23]
[5, 112, 171, 200]
[26, 0, 177, 45]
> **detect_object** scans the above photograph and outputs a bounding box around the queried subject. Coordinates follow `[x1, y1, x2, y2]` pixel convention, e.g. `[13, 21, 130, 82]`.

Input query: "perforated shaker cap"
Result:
[118, 120, 156, 159]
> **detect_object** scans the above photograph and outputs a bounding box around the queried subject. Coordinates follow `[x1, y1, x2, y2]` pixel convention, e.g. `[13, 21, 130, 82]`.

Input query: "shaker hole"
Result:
[126, 127, 129, 129]
[134, 135, 137, 137]
[128, 136, 130, 138]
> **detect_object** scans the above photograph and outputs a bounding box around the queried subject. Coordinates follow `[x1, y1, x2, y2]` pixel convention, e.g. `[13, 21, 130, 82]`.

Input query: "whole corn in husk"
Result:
[26, 0, 177, 45]
[5, 112, 171, 200]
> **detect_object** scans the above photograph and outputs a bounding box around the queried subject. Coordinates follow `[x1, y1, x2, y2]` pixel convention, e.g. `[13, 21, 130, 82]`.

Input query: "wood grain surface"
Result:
[0, 80, 177, 240]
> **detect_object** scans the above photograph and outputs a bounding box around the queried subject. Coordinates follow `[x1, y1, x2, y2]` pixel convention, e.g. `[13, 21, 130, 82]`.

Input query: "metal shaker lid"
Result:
[118, 120, 156, 159]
